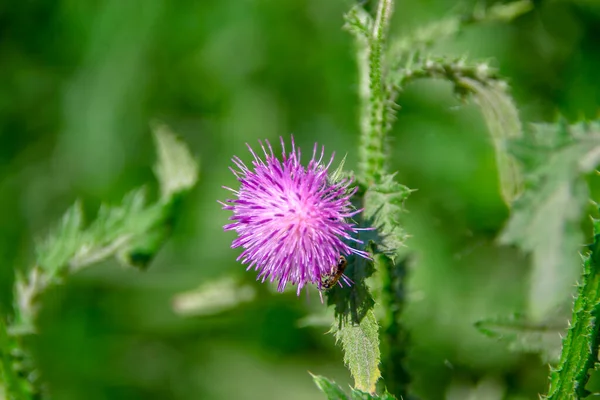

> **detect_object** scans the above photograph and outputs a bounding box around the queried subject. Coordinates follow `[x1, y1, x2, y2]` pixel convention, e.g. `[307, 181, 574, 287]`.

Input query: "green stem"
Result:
[546, 218, 600, 399]
[349, 1, 413, 396]
[378, 254, 410, 398]
[355, 1, 413, 396]
[0, 318, 31, 400]
[359, 0, 393, 185]
[390, 56, 502, 96]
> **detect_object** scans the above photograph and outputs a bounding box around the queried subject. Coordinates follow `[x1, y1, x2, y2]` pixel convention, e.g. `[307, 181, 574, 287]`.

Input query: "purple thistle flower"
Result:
[220, 136, 369, 295]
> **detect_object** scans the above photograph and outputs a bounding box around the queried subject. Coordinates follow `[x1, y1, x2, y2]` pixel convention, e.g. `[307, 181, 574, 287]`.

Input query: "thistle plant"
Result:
[3, 0, 600, 399]
[220, 0, 600, 398]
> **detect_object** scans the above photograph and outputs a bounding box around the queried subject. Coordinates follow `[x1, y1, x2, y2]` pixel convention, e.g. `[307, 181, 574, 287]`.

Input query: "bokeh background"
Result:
[2, 0, 600, 399]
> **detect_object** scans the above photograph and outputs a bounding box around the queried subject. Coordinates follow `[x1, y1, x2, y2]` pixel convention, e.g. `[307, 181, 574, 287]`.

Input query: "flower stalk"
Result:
[358, 0, 394, 185]
[350, 0, 412, 396]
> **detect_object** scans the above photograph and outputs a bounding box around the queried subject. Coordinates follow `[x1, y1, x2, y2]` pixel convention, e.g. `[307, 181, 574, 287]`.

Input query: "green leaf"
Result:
[333, 310, 381, 393]
[70, 188, 174, 270]
[351, 389, 396, 400]
[36, 201, 84, 277]
[329, 154, 349, 184]
[20, 125, 199, 326]
[500, 120, 600, 321]
[152, 122, 199, 199]
[326, 242, 376, 325]
[311, 374, 349, 400]
[343, 5, 372, 39]
[475, 314, 566, 363]
[311, 373, 397, 400]
[460, 78, 524, 205]
[11, 125, 199, 397]
[387, 0, 532, 62]
[386, 56, 523, 205]
[67, 188, 144, 268]
[545, 216, 600, 399]
[388, 17, 461, 62]
[35, 125, 200, 276]
[363, 174, 412, 261]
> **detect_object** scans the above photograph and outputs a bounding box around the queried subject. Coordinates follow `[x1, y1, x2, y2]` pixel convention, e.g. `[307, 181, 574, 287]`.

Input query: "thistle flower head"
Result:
[220, 136, 369, 295]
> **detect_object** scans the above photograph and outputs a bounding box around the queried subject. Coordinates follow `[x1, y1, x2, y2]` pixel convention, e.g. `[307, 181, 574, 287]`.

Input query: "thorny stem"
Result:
[0, 318, 31, 400]
[359, 0, 393, 185]
[390, 56, 503, 96]
[378, 254, 410, 399]
[354, 0, 412, 397]
[545, 217, 600, 399]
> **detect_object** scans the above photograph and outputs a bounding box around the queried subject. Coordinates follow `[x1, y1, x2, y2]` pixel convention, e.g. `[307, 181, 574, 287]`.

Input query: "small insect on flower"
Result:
[219, 135, 369, 296]
[320, 255, 350, 290]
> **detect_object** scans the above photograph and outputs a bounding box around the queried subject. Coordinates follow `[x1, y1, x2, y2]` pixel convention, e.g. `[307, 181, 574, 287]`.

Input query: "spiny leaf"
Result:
[388, 17, 460, 62]
[20, 125, 199, 327]
[68, 188, 150, 270]
[49, 188, 171, 271]
[363, 173, 412, 261]
[10, 126, 198, 398]
[545, 215, 600, 399]
[500, 120, 600, 322]
[35, 201, 84, 277]
[324, 233, 379, 394]
[312, 377, 395, 400]
[388, 55, 523, 205]
[343, 5, 372, 39]
[329, 154, 349, 185]
[152, 122, 199, 199]
[333, 310, 381, 393]
[327, 241, 376, 325]
[460, 77, 524, 205]
[351, 389, 397, 400]
[475, 314, 566, 363]
[311, 374, 349, 400]
[387, 0, 532, 63]
[36, 126, 199, 275]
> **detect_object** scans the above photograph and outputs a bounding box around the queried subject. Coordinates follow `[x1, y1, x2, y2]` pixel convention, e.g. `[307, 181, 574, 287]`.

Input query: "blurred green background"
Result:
[2, 0, 600, 399]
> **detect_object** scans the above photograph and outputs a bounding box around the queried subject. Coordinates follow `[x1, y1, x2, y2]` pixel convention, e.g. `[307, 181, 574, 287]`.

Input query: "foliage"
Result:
[461, 78, 524, 205]
[545, 217, 600, 399]
[1, 126, 198, 399]
[332, 310, 381, 394]
[500, 120, 600, 321]
[328, 1, 535, 398]
[362, 174, 412, 261]
[312, 374, 396, 400]
[475, 313, 565, 364]
[2, 0, 600, 399]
